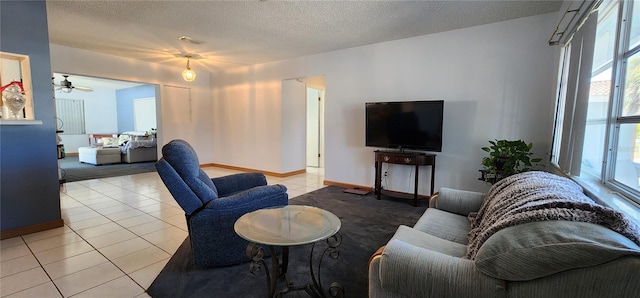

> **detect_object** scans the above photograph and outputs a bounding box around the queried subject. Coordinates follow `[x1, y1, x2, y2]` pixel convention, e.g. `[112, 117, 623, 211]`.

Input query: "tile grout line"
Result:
[52, 184, 172, 296]
[14, 235, 65, 298]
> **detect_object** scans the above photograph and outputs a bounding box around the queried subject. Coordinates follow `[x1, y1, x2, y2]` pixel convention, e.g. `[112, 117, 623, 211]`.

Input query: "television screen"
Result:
[365, 100, 443, 152]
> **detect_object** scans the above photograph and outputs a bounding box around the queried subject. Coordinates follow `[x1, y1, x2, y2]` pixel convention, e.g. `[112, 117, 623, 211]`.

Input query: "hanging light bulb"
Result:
[182, 55, 196, 82]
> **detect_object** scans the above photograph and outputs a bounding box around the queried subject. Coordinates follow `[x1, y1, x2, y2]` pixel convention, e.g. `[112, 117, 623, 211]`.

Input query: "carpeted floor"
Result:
[60, 155, 157, 182]
[146, 186, 427, 298]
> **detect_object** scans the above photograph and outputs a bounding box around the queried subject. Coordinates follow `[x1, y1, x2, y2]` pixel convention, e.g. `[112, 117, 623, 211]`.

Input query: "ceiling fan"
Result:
[54, 75, 93, 93]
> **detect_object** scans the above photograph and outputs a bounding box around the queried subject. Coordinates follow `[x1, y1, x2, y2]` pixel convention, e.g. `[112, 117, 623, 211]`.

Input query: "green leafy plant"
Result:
[481, 139, 542, 183]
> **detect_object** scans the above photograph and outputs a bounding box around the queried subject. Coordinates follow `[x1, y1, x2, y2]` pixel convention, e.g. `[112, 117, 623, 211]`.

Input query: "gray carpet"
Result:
[60, 156, 156, 182]
[146, 186, 427, 298]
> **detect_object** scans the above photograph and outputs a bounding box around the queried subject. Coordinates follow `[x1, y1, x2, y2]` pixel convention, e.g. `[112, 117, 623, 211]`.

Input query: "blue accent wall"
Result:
[116, 85, 155, 132]
[1, 1, 61, 232]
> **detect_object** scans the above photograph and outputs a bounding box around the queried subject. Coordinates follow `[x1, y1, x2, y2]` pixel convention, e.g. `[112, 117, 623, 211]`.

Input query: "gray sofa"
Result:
[121, 138, 157, 163]
[368, 171, 640, 298]
[122, 145, 157, 163]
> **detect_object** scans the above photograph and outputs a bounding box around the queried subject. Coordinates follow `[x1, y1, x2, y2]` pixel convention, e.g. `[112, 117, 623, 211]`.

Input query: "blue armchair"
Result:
[156, 139, 288, 267]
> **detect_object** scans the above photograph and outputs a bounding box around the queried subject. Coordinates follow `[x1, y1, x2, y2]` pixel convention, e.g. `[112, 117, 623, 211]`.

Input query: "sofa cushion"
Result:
[432, 187, 485, 216]
[391, 225, 467, 257]
[475, 220, 640, 281]
[413, 208, 471, 245]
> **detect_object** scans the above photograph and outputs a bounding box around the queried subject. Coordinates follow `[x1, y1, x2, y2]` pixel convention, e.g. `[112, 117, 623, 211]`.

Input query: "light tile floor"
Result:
[0, 166, 325, 297]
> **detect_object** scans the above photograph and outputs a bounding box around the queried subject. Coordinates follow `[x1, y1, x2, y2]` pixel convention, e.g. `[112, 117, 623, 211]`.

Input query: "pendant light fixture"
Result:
[182, 55, 196, 82]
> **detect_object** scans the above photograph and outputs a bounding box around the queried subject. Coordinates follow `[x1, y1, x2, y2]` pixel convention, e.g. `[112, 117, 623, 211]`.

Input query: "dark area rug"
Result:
[146, 186, 427, 298]
[60, 156, 156, 182]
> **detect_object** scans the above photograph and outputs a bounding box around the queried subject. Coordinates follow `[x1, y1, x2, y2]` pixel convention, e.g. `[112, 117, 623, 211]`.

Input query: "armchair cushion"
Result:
[156, 159, 203, 215]
[161, 140, 218, 204]
[475, 221, 640, 281]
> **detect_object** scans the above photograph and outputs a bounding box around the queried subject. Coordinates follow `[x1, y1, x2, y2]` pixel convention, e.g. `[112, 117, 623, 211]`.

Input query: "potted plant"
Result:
[481, 139, 542, 183]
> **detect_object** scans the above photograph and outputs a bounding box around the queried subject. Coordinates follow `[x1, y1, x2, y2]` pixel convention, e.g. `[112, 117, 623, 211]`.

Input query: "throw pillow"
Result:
[118, 134, 131, 146]
[474, 220, 640, 281]
[100, 137, 119, 148]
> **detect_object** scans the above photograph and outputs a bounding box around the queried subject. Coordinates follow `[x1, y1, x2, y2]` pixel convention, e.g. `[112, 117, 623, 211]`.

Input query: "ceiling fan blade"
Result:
[74, 86, 93, 92]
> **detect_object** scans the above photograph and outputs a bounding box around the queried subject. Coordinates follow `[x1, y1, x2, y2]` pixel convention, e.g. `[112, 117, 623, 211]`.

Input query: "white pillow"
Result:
[121, 131, 148, 136]
[118, 134, 131, 145]
[100, 137, 119, 148]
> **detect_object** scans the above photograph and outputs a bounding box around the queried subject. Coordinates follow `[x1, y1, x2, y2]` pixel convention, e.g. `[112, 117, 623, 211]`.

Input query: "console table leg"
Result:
[414, 163, 419, 207]
[374, 161, 381, 200]
[430, 163, 436, 196]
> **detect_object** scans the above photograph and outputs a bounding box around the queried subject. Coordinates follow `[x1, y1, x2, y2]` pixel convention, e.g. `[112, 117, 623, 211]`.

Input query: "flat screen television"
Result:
[365, 100, 444, 152]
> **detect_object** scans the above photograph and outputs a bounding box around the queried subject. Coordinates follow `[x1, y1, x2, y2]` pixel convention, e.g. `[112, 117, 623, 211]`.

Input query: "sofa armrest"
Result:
[429, 187, 485, 216]
[376, 239, 505, 298]
[211, 172, 268, 196]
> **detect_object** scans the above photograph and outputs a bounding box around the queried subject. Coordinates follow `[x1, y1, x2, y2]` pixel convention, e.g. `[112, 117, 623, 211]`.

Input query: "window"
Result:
[552, 0, 640, 205]
[582, 1, 618, 178]
[55, 98, 86, 134]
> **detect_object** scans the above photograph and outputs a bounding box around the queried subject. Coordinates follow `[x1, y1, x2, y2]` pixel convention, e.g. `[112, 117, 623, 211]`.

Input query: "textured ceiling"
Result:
[46, 0, 562, 73]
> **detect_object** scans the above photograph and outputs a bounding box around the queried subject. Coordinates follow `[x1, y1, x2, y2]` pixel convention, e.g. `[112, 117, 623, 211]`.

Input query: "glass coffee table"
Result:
[234, 205, 343, 298]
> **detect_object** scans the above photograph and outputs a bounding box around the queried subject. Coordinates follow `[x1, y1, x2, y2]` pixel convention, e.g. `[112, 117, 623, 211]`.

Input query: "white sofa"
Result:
[77, 132, 157, 165]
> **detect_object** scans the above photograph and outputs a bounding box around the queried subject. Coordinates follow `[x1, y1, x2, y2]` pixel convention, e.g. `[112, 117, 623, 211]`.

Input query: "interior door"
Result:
[306, 88, 321, 167]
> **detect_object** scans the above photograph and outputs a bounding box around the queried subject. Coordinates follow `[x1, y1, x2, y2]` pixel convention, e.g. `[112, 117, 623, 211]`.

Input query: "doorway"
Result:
[303, 76, 325, 169]
[306, 87, 323, 168]
[52, 73, 157, 154]
[53, 73, 159, 182]
[279, 76, 326, 173]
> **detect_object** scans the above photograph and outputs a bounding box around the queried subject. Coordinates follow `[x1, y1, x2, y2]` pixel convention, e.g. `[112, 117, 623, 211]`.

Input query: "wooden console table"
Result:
[374, 150, 436, 207]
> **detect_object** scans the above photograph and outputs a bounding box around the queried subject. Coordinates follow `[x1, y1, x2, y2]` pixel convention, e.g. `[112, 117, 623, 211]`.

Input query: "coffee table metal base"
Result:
[246, 233, 344, 298]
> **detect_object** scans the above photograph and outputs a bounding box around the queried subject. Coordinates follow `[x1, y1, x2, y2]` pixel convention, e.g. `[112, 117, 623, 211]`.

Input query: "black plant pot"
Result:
[494, 157, 508, 171]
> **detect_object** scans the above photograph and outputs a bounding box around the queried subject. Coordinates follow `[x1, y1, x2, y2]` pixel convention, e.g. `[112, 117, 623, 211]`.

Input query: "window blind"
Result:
[55, 98, 86, 134]
[554, 11, 598, 175]
[549, 0, 602, 46]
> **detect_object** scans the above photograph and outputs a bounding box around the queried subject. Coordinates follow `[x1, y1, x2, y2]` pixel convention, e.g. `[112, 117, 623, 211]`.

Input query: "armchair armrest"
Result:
[204, 184, 288, 211]
[376, 239, 504, 298]
[429, 187, 485, 216]
[211, 172, 268, 196]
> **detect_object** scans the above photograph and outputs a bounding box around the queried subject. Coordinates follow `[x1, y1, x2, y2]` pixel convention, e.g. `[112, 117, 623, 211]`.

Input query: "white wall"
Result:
[281, 79, 307, 173]
[212, 74, 283, 171]
[50, 45, 214, 162]
[213, 13, 559, 193]
[56, 88, 118, 153]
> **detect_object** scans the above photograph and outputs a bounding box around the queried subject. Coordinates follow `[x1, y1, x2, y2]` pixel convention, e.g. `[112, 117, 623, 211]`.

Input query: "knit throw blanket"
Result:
[466, 171, 640, 260]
